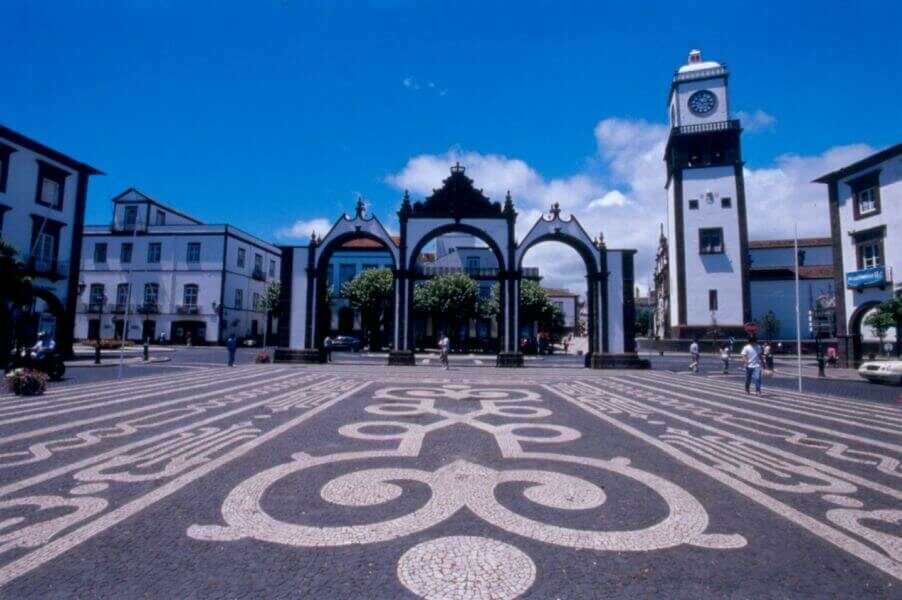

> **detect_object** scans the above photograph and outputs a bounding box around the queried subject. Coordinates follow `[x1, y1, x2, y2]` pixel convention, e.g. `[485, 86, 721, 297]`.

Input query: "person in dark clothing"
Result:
[226, 334, 238, 367]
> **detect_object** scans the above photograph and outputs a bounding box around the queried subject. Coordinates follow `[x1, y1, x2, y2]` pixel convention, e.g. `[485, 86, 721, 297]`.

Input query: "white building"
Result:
[75, 188, 280, 345]
[543, 288, 580, 332]
[0, 124, 101, 356]
[663, 50, 750, 339]
[815, 143, 901, 363]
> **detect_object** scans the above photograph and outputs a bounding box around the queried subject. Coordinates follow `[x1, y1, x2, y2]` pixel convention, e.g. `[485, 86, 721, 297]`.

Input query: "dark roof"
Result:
[340, 235, 401, 249]
[0, 124, 103, 174]
[749, 237, 832, 249]
[813, 143, 902, 183]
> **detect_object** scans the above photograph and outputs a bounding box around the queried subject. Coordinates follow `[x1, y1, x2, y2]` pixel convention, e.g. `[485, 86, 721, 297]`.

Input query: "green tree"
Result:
[874, 296, 902, 357]
[341, 268, 393, 350]
[487, 280, 565, 339]
[0, 240, 33, 355]
[760, 310, 780, 341]
[864, 308, 895, 356]
[635, 309, 652, 337]
[258, 281, 282, 348]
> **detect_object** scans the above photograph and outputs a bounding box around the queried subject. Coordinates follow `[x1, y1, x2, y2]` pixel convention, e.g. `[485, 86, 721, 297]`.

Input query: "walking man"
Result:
[438, 332, 450, 370]
[741, 336, 763, 395]
[226, 334, 237, 367]
[719, 344, 731, 374]
[689, 338, 700, 373]
[323, 335, 333, 363]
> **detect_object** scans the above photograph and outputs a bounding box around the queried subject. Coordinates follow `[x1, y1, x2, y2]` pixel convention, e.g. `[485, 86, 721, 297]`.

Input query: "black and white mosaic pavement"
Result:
[0, 363, 899, 598]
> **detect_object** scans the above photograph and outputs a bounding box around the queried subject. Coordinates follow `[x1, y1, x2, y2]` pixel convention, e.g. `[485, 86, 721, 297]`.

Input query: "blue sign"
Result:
[846, 266, 885, 288]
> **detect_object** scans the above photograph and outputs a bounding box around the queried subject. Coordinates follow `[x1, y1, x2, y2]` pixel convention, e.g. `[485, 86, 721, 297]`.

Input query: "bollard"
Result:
[94, 343, 101, 365]
[143, 341, 149, 362]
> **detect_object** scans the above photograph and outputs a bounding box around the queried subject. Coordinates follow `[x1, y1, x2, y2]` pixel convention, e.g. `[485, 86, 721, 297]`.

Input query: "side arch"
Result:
[848, 299, 883, 363]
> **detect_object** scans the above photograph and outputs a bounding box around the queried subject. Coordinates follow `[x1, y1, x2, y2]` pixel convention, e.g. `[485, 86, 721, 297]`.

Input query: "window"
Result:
[34, 232, 55, 271]
[155, 209, 166, 225]
[116, 283, 129, 309]
[237, 247, 246, 268]
[186, 242, 201, 264]
[721, 197, 732, 208]
[147, 242, 162, 264]
[688, 199, 699, 210]
[851, 171, 881, 220]
[857, 240, 883, 269]
[0, 142, 13, 193]
[89, 283, 105, 307]
[254, 253, 263, 272]
[856, 187, 878, 216]
[253, 292, 260, 311]
[553, 300, 565, 312]
[94, 243, 107, 264]
[183, 284, 198, 307]
[269, 259, 276, 278]
[338, 264, 357, 288]
[467, 257, 480, 272]
[120, 242, 132, 264]
[699, 228, 724, 254]
[35, 161, 67, 209]
[123, 205, 138, 228]
[234, 288, 243, 309]
[708, 289, 718, 311]
[143, 283, 159, 306]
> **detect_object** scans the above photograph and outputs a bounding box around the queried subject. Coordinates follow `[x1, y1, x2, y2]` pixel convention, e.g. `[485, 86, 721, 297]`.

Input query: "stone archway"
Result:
[848, 300, 883, 364]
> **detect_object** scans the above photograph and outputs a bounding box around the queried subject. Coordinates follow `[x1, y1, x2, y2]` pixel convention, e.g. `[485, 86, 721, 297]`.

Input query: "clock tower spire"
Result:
[663, 50, 751, 339]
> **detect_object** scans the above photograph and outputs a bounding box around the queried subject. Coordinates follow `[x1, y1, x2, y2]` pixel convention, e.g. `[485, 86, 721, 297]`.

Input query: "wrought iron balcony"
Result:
[176, 304, 200, 315]
[81, 302, 110, 314]
[22, 256, 69, 281]
[672, 119, 740, 136]
[110, 303, 132, 314]
[111, 217, 146, 232]
[135, 302, 159, 314]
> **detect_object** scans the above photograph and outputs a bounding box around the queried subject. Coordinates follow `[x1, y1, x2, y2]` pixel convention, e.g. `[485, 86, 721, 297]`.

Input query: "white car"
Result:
[858, 360, 902, 385]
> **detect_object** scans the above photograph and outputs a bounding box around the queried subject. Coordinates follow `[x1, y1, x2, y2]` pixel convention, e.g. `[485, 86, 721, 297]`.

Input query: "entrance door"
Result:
[142, 320, 156, 342]
[88, 319, 100, 340]
[338, 307, 354, 334]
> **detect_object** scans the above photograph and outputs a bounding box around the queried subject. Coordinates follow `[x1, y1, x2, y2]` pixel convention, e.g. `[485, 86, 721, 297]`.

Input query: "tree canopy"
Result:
[413, 272, 481, 319]
[342, 268, 394, 348]
[486, 280, 565, 334]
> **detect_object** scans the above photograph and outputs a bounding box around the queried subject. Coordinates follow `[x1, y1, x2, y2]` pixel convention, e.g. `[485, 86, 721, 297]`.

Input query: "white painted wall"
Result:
[606, 250, 625, 353]
[289, 247, 310, 348]
[680, 166, 744, 327]
[673, 76, 729, 127]
[835, 154, 902, 331]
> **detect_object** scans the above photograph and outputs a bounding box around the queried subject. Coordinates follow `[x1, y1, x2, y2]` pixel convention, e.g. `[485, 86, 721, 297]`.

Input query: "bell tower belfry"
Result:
[663, 50, 751, 338]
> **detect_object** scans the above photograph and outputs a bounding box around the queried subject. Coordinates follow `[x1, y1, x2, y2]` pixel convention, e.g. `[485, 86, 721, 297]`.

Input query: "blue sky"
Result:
[3, 0, 900, 289]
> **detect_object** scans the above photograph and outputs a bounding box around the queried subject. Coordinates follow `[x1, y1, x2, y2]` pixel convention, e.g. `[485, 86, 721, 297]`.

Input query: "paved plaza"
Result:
[0, 360, 900, 598]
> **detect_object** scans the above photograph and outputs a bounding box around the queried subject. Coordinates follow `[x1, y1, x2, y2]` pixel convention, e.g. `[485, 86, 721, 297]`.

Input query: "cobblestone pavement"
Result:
[0, 364, 899, 598]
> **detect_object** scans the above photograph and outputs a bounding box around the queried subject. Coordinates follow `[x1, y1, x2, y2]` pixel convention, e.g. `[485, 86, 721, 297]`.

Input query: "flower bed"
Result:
[5, 368, 49, 396]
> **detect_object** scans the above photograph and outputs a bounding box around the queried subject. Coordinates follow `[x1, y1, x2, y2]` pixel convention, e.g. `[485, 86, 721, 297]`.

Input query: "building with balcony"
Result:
[815, 143, 901, 363]
[75, 188, 280, 344]
[0, 124, 101, 356]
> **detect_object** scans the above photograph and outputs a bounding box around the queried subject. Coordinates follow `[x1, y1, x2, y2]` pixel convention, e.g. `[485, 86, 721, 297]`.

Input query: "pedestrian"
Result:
[563, 335, 570, 355]
[226, 334, 237, 367]
[186, 332, 192, 347]
[763, 342, 774, 378]
[741, 336, 763, 395]
[689, 338, 700, 373]
[826, 345, 838, 367]
[323, 335, 333, 363]
[720, 344, 731, 374]
[438, 332, 450, 370]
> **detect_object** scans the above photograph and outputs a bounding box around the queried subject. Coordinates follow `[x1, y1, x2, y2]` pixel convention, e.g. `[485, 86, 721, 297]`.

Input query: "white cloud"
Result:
[276, 217, 334, 240]
[402, 77, 446, 96]
[735, 109, 777, 133]
[385, 119, 873, 296]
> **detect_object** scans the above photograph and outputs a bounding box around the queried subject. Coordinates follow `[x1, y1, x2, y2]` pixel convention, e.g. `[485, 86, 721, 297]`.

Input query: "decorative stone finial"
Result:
[595, 231, 606, 249]
[355, 196, 366, 218]
[549, 202, 561, 220]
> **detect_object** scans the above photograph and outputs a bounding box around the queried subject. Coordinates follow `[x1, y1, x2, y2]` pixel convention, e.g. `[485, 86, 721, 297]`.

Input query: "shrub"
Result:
[5, 368, 49, 396]
[85, 340, 130, 350]
[255, 351, 271, 364]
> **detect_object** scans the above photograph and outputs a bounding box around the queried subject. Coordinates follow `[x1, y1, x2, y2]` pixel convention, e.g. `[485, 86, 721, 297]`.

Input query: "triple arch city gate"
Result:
[275, 165, 647, 368]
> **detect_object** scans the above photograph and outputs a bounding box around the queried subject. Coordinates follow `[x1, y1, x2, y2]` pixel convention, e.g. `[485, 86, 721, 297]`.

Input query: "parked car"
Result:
[330, 336, 362, 352]
[858, 360, 902, 385]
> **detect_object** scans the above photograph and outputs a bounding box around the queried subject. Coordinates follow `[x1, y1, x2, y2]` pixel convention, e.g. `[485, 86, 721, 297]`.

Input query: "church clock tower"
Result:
[664, 50, 751, 338]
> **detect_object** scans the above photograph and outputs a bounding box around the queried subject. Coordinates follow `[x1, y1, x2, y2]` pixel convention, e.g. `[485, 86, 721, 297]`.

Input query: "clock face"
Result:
[688, 90, 717, 115]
